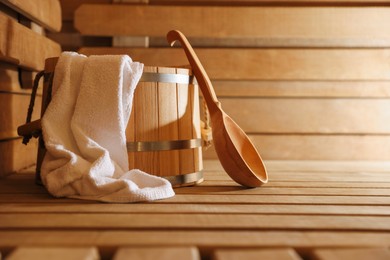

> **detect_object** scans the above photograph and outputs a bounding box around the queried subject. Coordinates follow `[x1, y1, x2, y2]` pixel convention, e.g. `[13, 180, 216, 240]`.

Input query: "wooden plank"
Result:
[0, 63, 25, 93]
[1, 203, 390, 216]
[59, 0, 111, 22]
[1, 0, 62, 32]
[204, 159, 390, 173]
[150, 0, 390, 4]
[311, 248, 390, 260]
[0, 138, 37, 177]
[262, 160, 390, 173]
[3, 173, 390, 194]
[113, 247, 200, 260]
[0, 93, 42, 140]
[0, 12, 61, 71]
[75, 5, 390, 40]
[202, 180, 390, 188]
[1, 231, 390, 248]
[206, 171, 390, 182]
[218, 98, 390, 134]
[78, 48, 390, 80]
[212, 81, 390, 98]
[1, 213, 389, 231]
[7, 247, 100, 260]
[213, 248, 302, 260]
[0, 193, 388, 205]
[174, 186, 390, 196]
[149, 36, 390, 48]
[203, 135, 390, 160]
[163, 194, 390, 205]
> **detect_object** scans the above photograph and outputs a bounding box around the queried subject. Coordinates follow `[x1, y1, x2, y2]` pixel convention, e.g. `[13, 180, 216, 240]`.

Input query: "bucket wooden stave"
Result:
[126, 66, 203, 187]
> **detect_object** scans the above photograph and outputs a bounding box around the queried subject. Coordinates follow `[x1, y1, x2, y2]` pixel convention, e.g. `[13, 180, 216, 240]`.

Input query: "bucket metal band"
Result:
[164, 171, 204, 187]
[127, 138, 202, 152]
[139, 72, 195, 84]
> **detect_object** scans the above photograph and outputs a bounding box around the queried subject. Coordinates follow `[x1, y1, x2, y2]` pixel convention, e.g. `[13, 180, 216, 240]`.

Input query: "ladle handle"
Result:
[167, 30, 221, 113]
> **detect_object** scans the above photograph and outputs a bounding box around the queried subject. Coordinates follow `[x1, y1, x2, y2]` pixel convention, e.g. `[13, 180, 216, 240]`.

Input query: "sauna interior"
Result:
[1, 0, 390, 259]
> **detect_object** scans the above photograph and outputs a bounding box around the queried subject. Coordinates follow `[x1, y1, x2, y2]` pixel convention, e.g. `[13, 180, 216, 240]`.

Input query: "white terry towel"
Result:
[41, 52, 175, 203]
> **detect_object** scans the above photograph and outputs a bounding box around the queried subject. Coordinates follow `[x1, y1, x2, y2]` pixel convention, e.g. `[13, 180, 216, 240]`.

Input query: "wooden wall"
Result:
[0, 0, 62, 177]
[0, 1, 389, 175]
[8, 0, 389, 163]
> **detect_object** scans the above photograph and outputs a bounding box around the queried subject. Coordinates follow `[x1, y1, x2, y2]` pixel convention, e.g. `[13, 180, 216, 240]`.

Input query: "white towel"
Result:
[41, 52, 175, 203]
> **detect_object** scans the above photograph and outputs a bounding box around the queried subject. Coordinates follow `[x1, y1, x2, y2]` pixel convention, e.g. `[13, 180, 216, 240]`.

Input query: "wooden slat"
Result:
[204, 160, 390, 173]
[203, 135, 390, 160]
[218, 98, 390, 134]
[0, 93, 42, 140]
[1, 213, 389, 231]
[0, 193, 388, 205]
[205, 172, 390, 182]
[174, 186, 390, 196]
[75, 5, 390, 40]
[312, 248, 390, 260]
[59, 0, 111, 21]
[204, 159, 390, 173]
[1, 0, 62, 32]
[0, 63, 41, 93]
[213, 248, 302, 260]
[150, 0, 390, 4]
[78, 48, 390, 80]
[113, 247, 200, 260]
[149, 36, 390, 48]
[0, 138, 37, 177]
[212, 81, 390, 98]
[1, 203, 390, 216]
[0, 12, 61, 71]
[1, 231, 390, 248]
[7, 247, 99, 260]
[163, 194, 390, 205]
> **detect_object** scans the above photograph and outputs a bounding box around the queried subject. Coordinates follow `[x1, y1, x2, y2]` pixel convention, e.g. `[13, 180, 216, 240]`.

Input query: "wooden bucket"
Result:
[21, 58, 203, 187]
[127, 66, 203, 187]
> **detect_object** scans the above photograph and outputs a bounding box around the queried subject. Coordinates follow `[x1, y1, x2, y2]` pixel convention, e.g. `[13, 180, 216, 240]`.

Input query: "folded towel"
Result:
[41, 52, 175, 203]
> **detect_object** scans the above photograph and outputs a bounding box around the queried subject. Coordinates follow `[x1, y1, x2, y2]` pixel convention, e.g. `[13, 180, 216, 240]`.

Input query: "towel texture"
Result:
[41, 52, 175, 202]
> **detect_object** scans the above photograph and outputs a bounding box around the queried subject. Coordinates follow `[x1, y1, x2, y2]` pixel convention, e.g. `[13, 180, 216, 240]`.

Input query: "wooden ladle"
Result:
[167, 30, 268, 187]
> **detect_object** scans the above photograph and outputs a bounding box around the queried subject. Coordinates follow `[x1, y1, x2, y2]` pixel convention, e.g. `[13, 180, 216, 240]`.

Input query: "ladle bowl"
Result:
[167, 30, 268, 187]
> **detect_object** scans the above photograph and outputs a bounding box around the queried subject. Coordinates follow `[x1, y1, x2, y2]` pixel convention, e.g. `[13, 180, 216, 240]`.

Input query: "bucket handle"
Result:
[18, 70, 47, 145]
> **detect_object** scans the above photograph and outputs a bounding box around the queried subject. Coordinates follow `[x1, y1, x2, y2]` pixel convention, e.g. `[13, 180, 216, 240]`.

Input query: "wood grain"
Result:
[150, 0, 390, 4]
[1, 230, 390, 248]
[213, 248, 302, 260]
[133, 66, 160, 174]
[311, 248, 390, 260]
[75, 5, 390, 40]
[212, 80, 390, 98]
[113, 247, 200, 260]
[1, 213, 389, 231]
[203, 134, 390, 160]
[0, 12, 61, 71]
[1, 159, 389, 255]
[157, 67, 180, 177]
[1, 203, 389, 216]
[7, 247, 99, 260]
[0, 93, 42, 140]
[78, 47, 390, 80]
[1, 0, 62, 32]
[218, 98, 390, 134]
[0, 138, 37, 177]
